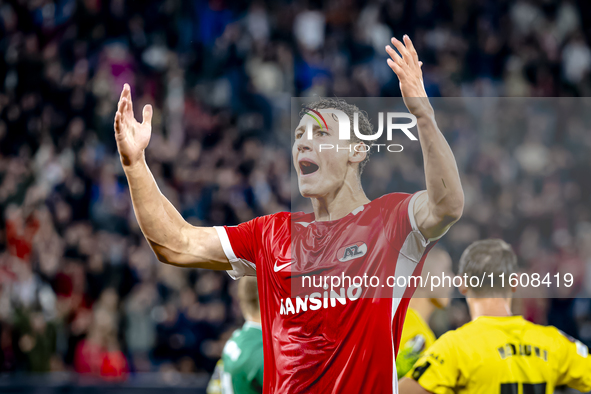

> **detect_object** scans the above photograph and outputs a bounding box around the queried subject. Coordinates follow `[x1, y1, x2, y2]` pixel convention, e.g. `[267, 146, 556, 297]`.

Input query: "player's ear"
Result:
[511, 285, 517, 293]
[349, 142, 368, 166]
[458, 283, 468, 295]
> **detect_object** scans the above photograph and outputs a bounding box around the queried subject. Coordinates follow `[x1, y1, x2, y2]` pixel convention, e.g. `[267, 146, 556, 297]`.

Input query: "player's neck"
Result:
[409, 298, 435, 323]
[245, 314, 261, 324]
[311, 176, 370, 222]
[467, 297, 512, 320]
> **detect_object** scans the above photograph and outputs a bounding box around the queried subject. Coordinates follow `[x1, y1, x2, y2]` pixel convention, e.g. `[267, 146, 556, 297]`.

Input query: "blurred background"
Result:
[1, 0, 591, 392]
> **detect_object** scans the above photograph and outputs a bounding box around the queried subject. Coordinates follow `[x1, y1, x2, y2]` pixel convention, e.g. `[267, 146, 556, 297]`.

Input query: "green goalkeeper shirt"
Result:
[207, 321, 264, 394]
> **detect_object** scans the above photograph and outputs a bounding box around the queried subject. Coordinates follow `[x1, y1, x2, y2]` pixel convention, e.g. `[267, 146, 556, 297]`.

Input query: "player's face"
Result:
[292, 113, 353, 198]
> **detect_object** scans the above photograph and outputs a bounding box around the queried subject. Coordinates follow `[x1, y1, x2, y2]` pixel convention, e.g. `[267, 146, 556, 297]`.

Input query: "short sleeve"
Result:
[206, 360, 223, 394]
[214, 218, 261, 279]
[555, 329, 591, 392]
[380, 191, 430, 264]
[405, 333, 462, 394]
[383, 190, 451, 249]
[380, 192, 414, 240]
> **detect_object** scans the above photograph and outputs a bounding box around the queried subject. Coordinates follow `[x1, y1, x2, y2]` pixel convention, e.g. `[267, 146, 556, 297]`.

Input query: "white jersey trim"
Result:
[391, 226, 430, 393]
[391, 294, 403, 394]
[408, 190, 450, 244]
[214, 226, 257, 280]
[408, 191, 425, 234]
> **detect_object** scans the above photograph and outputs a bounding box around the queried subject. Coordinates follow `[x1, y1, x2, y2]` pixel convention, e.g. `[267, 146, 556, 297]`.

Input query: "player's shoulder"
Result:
[500, 316, 570, 341]
[371, 191, 415, 207]
[255, 210, 316, 224]
[431, 318, 486, 350]
[415, 321, 436, 345]
[245, 211, 292, 230]
[241, 322, 263, 339]
[453, 315, 526, 336]
[231, 327, 263, 364]
[404, 307, 422, 326]
[526, 323, 590, 358]
[451, 316, 565, 345]
[257, 211, 291, 222]
[404, 308, 434, 337]
[368, 191, 425, 219]
[532, 323, 581, 345]
[233, 326, 261, 343]
[435, 325, 464, 344]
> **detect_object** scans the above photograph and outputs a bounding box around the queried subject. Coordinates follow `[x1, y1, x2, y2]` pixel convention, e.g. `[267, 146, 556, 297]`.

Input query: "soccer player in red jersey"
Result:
[114, 36, 464, 394]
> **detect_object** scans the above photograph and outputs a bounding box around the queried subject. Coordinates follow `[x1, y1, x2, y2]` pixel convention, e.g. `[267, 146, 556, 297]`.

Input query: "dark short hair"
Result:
[458, 239, 518, 296]
[302, 98, 373, 174]
[238, 276, 259, 317]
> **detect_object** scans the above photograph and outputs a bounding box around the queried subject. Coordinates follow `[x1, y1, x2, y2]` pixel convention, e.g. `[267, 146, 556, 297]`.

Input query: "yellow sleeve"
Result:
[405, 333, 463, 394]
[206, 360, 223, 394]
[554, 329, 591, 392]
[397, 333, 428, 379]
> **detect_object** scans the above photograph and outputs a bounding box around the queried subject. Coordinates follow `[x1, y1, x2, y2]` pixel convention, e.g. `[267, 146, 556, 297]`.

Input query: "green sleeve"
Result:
[206, 360, 223, 394]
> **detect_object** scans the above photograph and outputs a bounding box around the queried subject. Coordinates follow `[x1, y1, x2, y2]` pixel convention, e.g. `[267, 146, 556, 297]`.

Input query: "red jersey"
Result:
[215, 191, 436, 394]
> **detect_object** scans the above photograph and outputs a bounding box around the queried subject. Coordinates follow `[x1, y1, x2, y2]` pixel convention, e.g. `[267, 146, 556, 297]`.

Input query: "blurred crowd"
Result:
[1, 0, 591, 380]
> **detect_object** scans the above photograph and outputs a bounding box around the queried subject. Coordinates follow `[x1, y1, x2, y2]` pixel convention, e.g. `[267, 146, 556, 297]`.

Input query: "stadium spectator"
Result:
[74, 307, 129, 380]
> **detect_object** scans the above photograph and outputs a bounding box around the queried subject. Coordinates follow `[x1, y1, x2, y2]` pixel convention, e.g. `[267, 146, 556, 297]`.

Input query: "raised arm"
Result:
[114, 84, 230, 270]
[386, 36, 464, 240]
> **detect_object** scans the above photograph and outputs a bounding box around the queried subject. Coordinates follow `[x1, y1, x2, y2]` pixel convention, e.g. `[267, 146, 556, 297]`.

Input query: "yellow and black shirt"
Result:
[407, 315, 591, 394]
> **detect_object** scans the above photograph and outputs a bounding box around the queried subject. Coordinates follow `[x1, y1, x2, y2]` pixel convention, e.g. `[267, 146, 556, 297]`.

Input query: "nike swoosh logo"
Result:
[274, 261, 293, 272]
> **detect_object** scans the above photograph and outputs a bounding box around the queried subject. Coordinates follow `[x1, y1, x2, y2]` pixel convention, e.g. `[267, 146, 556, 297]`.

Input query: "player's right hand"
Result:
[114, 83, 153, 167]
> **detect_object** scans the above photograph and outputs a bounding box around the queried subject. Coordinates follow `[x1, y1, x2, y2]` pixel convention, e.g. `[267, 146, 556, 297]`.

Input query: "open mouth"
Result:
[299, 160, 320, 176]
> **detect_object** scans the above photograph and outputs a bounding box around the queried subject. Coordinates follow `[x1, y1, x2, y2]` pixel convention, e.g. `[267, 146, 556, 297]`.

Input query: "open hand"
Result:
[114, 84, 153, 167]
[386, 35, 433, 118]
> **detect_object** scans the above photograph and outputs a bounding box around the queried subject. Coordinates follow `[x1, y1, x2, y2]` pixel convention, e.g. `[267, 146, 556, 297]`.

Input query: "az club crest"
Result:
[337, 242, 368, 262]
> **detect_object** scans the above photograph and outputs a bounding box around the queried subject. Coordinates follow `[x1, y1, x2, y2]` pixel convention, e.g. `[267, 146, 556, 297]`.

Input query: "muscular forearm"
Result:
[123, 156, 230, 269]
[416, 111, 464, 222]
[124, 156, 188, 252]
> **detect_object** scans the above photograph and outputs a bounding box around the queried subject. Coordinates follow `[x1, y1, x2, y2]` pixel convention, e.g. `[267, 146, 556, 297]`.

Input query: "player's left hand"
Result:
[386, 35, 433, 118]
